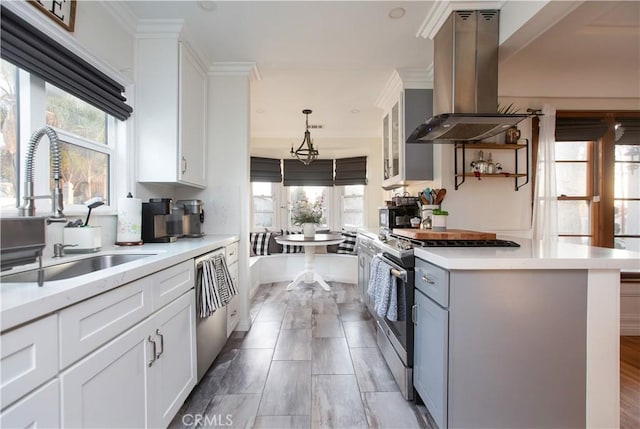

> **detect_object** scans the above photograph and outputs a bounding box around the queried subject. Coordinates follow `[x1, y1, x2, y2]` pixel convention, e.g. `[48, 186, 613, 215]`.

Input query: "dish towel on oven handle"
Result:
[367, 255, 399, 321]
[198, 254, 238, 318]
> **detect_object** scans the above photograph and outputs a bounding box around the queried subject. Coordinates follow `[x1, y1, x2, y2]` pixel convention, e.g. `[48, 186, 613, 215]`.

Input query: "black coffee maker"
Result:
[142, 198, 177, 243]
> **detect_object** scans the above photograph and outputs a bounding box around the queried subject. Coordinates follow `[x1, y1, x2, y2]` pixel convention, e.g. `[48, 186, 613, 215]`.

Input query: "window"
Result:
[252, 182, 276, 230]
[288, 186, 330, 230]
[0, 60, 117, 212]
[553, 111, 640, 250]
[555, 141, 593, 244]
[614, 143, 640, 251]
[340, 185, 364, 228]
[46, 83, 113, 205]
[0, 60, 18, 209]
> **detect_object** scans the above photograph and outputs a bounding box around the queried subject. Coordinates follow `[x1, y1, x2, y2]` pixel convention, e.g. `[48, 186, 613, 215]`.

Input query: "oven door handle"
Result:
[375, 253, 407, 282]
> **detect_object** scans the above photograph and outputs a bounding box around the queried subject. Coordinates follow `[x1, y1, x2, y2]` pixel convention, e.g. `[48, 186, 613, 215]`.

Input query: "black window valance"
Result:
[250, 157, 282, 182]
[555, 118, 608, 142]
[283, 159, 333, 187]
[0, 6, 133, 121]
[334, 156, 367, 186]
[615, 118, 640, 145]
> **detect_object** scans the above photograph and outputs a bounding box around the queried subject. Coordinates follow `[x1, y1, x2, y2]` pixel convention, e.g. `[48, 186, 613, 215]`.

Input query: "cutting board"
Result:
[393, 228, 497, 240]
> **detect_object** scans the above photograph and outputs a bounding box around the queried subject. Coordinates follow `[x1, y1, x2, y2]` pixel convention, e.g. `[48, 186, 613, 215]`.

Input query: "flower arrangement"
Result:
[291, 196, 324, 225]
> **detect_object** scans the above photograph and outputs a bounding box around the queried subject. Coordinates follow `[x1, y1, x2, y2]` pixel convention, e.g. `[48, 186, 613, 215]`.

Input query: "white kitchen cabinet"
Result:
[148, 290, 197, 429]
[61, 290, 196, 429]
[136, 32, 207, 188]
[226, 242, 240, 337]
[377, 69, 434, 190]
[0, 314, 58, 409]
[0, 379, 60, 429]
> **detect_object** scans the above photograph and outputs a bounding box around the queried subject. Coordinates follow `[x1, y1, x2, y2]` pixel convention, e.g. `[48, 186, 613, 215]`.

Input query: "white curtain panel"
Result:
[532, 104, 559, 240]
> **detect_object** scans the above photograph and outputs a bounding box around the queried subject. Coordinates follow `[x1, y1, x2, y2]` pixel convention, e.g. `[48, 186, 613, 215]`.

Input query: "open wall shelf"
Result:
[454, 140, 529, 191]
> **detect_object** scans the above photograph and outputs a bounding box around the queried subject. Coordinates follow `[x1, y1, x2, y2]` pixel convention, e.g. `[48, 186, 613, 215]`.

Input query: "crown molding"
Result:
[209, 62, 261, 82]
[101, 0, 138, 36]
[135, 19, 184, 39]
[375, 67, 433, 109]
[417, 1, 505, 40]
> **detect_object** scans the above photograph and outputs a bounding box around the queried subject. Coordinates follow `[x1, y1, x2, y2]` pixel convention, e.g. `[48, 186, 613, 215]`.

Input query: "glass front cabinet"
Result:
[377, 69, 434, 189]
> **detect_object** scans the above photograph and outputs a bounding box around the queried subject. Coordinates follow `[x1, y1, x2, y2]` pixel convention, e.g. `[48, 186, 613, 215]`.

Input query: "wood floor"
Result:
[621, 336, 640, 429]
[170, 282, 430, 429]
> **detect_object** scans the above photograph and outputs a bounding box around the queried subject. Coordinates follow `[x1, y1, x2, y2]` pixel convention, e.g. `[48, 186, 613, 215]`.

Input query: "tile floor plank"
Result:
[253, 415, 311, 429]
[350, 347, 399, 393]
[343, 320, 377, 348]
[282, 308, 313, 329]
[241, 321, 281, 349]
[202, 394, 261, 428]
[362, 391, 427, 428]
[312, 314, 344, 338]
[258, 361, 312, 416]
[312, 337, 354, 375]
[274, 329, 312, 361]
[311, 374, 368, 429]
[217, 348, 273, 394]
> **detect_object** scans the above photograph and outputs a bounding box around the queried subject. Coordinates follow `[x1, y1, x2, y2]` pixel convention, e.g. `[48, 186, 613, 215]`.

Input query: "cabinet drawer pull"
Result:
[181, 156, 187, 175]
[412, 304, 418, 324]
[148, 336, 157, 367]
[156, 329, 164, 359]
[230, 310, 237, 317]
[421, 274, 435, 285]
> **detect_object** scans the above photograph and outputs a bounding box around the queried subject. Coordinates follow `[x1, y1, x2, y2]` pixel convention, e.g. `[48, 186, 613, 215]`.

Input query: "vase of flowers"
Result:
[291, 197, 324, 238]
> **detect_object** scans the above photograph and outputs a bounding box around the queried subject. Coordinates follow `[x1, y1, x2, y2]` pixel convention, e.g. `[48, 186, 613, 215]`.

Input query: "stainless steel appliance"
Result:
[195, 248, 227, 380]
[177, 199, 205, 237]
[379, 206, 419, 231]
[364, 231, 520, 401]
[142, 198, 177, 243]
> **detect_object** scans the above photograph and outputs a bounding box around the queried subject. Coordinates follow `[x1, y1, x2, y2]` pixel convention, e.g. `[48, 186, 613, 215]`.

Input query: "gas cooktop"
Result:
[388, 234, 520, 249]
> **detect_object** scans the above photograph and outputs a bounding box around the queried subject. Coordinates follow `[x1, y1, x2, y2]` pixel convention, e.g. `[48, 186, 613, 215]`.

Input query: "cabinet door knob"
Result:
[156, 329, 164, 359]
[148, 336, 157, 367]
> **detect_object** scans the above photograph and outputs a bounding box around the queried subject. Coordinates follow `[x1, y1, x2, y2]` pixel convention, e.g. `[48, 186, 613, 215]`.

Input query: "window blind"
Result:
[555, 118, 608, 141]
[615, 118, 640, 145]
[334, 156, 367, 185]
[0, 6, 133, 121]
[283, 159, 333, 186]
[250, 157, 282, 182]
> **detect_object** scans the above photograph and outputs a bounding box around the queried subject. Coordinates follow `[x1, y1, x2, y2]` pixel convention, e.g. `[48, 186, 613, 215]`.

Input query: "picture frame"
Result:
[29, 0, 77, 32]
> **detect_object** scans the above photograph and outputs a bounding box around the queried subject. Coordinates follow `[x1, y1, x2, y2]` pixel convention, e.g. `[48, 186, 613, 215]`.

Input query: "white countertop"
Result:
[0, 235, 238, 332]
[414, 237, 640, 271]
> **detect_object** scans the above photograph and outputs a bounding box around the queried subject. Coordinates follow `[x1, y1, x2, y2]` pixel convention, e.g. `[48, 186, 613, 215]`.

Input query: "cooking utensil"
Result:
[435, 189, 447, 205]
[84, 197, 105, 226]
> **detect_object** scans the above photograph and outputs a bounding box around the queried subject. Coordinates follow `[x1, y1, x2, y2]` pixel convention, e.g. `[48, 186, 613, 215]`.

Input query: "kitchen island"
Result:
[413, 238, 639, 429]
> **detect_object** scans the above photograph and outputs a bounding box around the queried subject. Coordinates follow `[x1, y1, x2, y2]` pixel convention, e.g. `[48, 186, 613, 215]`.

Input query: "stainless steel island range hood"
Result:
[407, 10, 528, 143]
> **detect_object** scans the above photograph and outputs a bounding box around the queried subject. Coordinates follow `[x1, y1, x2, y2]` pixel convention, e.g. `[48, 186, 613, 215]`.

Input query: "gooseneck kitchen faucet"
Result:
[18, 126, 66, 224]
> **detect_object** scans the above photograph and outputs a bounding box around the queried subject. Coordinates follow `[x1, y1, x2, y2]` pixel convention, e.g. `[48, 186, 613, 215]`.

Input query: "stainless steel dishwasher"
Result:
[195, 248, 228, 381]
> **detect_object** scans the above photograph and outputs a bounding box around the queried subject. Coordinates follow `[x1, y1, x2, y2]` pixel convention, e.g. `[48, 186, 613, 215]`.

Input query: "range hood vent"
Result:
[408, 10, 527, 143]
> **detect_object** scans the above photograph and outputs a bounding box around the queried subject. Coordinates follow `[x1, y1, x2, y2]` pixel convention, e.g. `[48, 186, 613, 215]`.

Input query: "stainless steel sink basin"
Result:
[0, 254, 155, 283]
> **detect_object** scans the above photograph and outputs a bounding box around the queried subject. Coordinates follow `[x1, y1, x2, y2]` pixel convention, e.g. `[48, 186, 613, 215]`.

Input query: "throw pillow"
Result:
[249, 231, 271, 256]
[267, 231, 283, 254]
[282, 230, 303, 253]
[337, 230, 358, 254]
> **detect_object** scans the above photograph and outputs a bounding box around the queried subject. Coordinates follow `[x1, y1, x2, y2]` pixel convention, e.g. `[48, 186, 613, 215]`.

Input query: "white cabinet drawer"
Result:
[1, 314, 58, 409]
[228, 261, 238, 286]
[225, 241, 239, 265]
[0, 379, 60, 428]
[59, 276, 153, 369]
[226, 294, 240, 337]
[151, 260, 194, 311]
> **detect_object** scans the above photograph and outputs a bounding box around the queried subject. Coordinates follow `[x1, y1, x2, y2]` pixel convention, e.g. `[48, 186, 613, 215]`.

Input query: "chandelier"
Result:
[291, 109, 319, 165]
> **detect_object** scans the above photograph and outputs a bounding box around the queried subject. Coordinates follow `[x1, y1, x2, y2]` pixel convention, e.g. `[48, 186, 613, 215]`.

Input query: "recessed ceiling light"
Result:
[198, 1, 216, 11]
[388, 7, 406, 19]
[351, 109, 360, 114]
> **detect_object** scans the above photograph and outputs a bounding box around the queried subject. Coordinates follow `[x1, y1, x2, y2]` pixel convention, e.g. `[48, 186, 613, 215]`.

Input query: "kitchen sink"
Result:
[0, 253, 155, 283]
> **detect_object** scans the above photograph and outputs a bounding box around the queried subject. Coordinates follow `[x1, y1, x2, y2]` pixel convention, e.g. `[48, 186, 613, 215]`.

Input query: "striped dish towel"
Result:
[197, 254, 238, 318]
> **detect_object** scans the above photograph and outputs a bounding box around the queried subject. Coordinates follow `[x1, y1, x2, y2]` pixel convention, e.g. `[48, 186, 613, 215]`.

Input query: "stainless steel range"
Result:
[359, 231, 519, 401]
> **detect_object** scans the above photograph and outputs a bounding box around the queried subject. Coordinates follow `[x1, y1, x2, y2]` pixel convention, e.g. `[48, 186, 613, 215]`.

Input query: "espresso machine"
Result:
[177, 199, 205, 237]
[142, 198, 177, 243]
